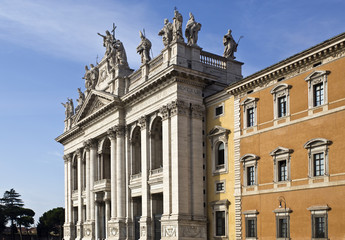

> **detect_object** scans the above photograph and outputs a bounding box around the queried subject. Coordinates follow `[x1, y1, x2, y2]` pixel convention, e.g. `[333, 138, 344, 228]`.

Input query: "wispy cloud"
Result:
[0, 0, 163, 69]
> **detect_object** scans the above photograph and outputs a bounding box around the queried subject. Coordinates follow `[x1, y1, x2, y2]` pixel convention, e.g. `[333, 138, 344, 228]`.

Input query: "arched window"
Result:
[101, 138, 111, 180]
[217, 142, 225, 166]
[151, 117, 162, 170]
[72, 157, 78, 190]
[131, 126, 142, 175]
[82, 152, 86, 190]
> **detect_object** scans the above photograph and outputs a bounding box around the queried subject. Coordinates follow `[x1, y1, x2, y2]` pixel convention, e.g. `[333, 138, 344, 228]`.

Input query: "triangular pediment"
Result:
[270, 146, 293, 156]
[208, 125, 230, 137]
[305, 70, 330, 81]
[73, 90, 119, 124]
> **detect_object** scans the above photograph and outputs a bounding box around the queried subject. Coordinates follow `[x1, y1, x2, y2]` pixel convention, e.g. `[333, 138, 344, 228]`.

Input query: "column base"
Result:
[139, 216, 151, 240]
[107, 219, 127, 240]
[63, 223, 75, 240]
[82, 221, 95, 240]
[161, 215, 207, 240]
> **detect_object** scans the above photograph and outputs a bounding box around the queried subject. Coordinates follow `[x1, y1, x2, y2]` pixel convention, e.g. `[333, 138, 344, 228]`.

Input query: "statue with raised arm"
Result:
[172, 9, 184, 42]
[158, 18, 173, 47]
[185, 12, 201, 46]
[98, 30, 115, 57]
[61, 100, 70, 119]
[75, 88, 85, 113]
[67, 98, 74, 117]
[137, 31, 152, 64]
[223, 29, 237, 59]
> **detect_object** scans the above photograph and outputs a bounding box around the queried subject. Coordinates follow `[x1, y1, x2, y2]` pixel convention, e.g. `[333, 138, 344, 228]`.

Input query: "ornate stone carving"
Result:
[76, 148, 82, 158]
[223, 29, 238, 59]
[172, 9, 184, 42]
[75, 88, 85, 113]
[163, 225, 176, 237]
[169, 100, 188, 116]
[182, 225, 204, 238]
[61, 98, 74, 119]
[137, 31, 152, 64]
[110, 227, 118, 236]
[107, 129, 116, 140]
[159, 105, 170, 120]
[158, 19, 173, 47]
[140, 226, 146, 237]
[63, 154, 71, 163]
[191, 103, 204, 119]
[113, 125, 125, 136]
[185, 13, 201, 46]
[138, 116, 147, 130]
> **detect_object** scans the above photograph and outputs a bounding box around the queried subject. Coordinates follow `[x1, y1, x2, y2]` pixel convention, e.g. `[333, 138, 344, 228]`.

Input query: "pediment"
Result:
[73, 90, 118, 124]
[270, 146, 293, 156]
[208, 125, 230, 137]
[305, 70, 330, 81]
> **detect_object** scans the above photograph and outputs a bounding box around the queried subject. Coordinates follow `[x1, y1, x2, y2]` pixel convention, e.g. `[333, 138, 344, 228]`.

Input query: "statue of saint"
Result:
[158, 19, 173, 47]
[185, 12, 201, 46]
[114, 39, 128, 67]
[172, 10, 184, 42]
[223, 29, 237, 59]
[137, 31, 152, 64]
[98, 30, 115, 57]
[61, 98, 74, 118]
[75, 88, 85, 113]
[83, 64, 99, 91]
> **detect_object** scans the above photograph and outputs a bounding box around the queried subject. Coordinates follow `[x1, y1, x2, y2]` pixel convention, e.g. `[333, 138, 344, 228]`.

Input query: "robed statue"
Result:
[185, 12, 201, 46]
[158, 19, 173, 47]
[172, 9, 184, 42]
[137, 31, 152, 64]
[223, 29, 237, 59]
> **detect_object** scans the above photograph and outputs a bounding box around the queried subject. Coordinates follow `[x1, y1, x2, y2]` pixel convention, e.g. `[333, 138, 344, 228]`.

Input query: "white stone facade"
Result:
[56, 38, 242, 240]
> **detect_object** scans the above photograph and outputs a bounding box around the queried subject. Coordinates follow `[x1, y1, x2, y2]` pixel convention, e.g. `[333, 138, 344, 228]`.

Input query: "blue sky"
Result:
[1, 0, 345, 223]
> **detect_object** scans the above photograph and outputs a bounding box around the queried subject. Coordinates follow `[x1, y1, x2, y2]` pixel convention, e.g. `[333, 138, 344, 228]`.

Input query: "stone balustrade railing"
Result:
[130, 172, 142, 181]
[150, 167, 163, 176]
[149, 53, 163, 72]
[200, 51, 227, 69]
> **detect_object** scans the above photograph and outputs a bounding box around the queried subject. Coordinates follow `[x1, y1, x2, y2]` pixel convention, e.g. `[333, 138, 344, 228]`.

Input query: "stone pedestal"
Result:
[139, 217, 151, 240]
[161, 217, 206, 240]
[76, 222, 83, 240]
[107, 219, 127, 240]
[82, 221, 95, 240]
[63, 223, 74, 240]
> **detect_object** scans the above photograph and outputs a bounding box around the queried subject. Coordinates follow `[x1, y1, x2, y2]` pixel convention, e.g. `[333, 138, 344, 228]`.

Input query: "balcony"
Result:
[93, 179, 111, 192]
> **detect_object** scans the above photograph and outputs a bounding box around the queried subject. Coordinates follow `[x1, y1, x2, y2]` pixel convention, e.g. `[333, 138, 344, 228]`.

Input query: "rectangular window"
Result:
[215, 106, 224, 116]
[247, 166, 255, 186]
[278, 160, 287, 181]
[247, 107, 254, 127]
[216, 182, 224, 192]
[246, 218, 256, 238]
[313, 83, 324, 107]
[215, 211, 225, 236]
[277, 217, 289, 238]
[314, 153, 325, 176]
[277, 96, 287, 117]
[313, 216, 327, 238]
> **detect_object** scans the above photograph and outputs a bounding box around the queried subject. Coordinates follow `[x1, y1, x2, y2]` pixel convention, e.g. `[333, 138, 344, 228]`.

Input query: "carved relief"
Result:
[159, 105, 170, 120]
[191, 103, 204, 119]
[140, 226, 146, 237]
[107, 129, 116, 139]
[114, 125, 125, 136]
[169, 100, 188, 116]
[163, 225, 176, 237]
[182, 225, 205, 238]
[138, 116, 147, 130]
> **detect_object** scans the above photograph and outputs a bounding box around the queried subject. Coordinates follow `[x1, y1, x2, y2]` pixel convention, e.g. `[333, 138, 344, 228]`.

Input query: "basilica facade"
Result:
[56, 10, 242, 240]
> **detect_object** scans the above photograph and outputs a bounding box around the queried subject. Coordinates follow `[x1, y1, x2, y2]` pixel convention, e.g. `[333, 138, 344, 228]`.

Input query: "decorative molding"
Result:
[138, 116, 147, 130]
[169, 100, 188, 116]
[159, 105, 170, 120]
[191, 103, 205, 119]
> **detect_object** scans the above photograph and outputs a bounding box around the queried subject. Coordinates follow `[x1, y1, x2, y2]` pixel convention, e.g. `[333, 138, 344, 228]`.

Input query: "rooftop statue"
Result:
[61, 98, 74, 119]
[75, 88, 85, 113]
[185, 12, 201, 46]
[172, 9, 184, 42]
[137, 31, 152, 64]
[98, 27, 129, 70]
[223, 29, 238, 59]
[158, 18, 173, 47]
[83, 64, 99, 91]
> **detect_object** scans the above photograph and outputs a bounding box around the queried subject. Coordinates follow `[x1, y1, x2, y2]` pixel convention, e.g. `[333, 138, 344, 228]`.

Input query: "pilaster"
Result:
[76, 148, 83, 240]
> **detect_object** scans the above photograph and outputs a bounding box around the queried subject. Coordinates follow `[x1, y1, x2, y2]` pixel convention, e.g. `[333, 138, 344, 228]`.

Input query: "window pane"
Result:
[314, 216, 326, 238]
[247, 108, 254, 127]
[246, 219, 256, 237]
[278, 160, 287, 181]
[216, 211, 225, 236]
[216, 182, 224, 192]
[278, 218, 288, 238]
[314, 153, 325, 176]
[278, 96, 287, 117]
[247, 166, 255, 185]
[217, 143, 225, 166]
[215, 106, 223, 116]
[314, 83, 324, 106]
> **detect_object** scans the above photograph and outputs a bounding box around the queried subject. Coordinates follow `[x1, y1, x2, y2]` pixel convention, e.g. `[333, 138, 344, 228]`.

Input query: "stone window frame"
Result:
[211, 200, 230, 238]
[214, 102, 225, 118]
[304, 70, 330, 109]
[270, 147, 293, 183]
[270, 83, 292, 119]
[215, 179, 226, 194]
[243, 210, 258, 240]
[241, 97, 259, 130]
[208, 126, 230, 175]
[273, 208, 292, 240]
[307, 205, 330, 240]
[240, 154, 260, 187]
[304, 138, 332, 178]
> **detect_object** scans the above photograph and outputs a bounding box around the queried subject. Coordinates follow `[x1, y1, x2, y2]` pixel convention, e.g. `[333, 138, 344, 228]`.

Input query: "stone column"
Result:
[108, 130, 117, 220]
[139, 116, 151, 240]
[159, 106, 171, 218]
[95, 201, 99, 240]
[105, 193, 111, 239]
[63, 154, 73, 240]
[115, 125, 126, 220]
[88, 139, 97, 240]
[76, 149, 83, 240]
[83, 142, 91, 221]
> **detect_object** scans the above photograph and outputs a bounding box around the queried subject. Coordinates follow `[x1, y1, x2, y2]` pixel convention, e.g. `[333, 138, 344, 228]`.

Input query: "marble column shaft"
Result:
[77, 149, 83, 224]
[116, 126, 125, 219]
[90, 142, 97, 221]
[109, 131, 117, 219]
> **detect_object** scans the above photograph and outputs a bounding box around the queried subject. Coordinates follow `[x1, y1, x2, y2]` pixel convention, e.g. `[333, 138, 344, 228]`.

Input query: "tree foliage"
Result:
[37, 207, 64, 240]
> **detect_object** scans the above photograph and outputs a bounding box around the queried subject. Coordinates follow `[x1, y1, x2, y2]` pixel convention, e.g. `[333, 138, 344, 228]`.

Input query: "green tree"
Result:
[37, 207, 64, 240]
[0, 189, 35, 240]
[0, 205, 6, 234]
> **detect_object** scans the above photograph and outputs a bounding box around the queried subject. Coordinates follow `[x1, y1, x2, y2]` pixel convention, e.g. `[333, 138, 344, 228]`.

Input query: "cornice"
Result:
[227, 32, 345, 95]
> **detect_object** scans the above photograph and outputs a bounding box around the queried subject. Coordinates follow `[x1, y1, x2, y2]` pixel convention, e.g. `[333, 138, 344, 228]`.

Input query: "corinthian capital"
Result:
[113, 125, 125, 136]
[169, 100, 188, 116]
[107, 129, 116, 140]
[138, 116, 147, 130]
[159, 105, 170, 120]
[191, 103, 205, 119]
[63, 153, 72, 163]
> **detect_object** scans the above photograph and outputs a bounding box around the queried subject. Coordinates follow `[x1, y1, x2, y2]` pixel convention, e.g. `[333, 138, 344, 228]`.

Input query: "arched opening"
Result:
[101, 138, 111, 180]
[72, 156, 78, 190]
[150, 117, 162, 170]
[217, 142, 225, 166]
[82, 152, 86, 190]
[131, 126, 142, 175]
